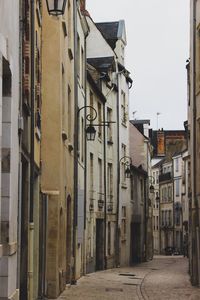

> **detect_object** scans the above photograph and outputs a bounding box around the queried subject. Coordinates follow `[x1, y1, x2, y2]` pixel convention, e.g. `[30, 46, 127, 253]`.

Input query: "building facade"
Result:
[129, 120, 153, 261]
[0, 1, 20, 299]
[188, 0, 200, 286]
[159, 161, 173, 254]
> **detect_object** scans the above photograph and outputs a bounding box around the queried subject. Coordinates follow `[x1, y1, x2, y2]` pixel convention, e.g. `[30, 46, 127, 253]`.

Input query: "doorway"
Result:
[96, 219, 104, 271]
[131, 222, 141, 264]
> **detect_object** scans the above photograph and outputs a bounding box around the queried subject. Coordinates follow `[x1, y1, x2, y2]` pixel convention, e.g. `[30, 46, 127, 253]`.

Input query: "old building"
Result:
[173, 152, 184, 253]
[182, 150, 189, 257]
[86, 14, 132, 269]
[150, 129, 187, 256]
[0, 1, 20, 299]
[19, 1, 43, 299]
[187, 0, 200, 286]
[41, 1, 76, 297]
[129, 120, 153, 262]
[159, 161, 173, 254]
[151, 161, 162, 254]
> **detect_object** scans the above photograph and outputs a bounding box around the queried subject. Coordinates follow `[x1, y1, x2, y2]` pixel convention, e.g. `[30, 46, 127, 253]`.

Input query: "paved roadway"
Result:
[55, 256, 200, 300]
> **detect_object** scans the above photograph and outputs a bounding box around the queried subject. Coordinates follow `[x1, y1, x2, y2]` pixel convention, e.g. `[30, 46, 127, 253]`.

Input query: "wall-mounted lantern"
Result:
[86, 125, 96, 141]
[46, 0, 67, 16]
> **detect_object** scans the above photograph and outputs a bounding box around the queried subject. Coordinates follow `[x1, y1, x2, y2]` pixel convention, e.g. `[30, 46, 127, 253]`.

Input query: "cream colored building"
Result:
[41, 1, 75, 297]
[0, 1, 20, 299]
[152, 162, 161, 254]
[86, 16, 132, 269]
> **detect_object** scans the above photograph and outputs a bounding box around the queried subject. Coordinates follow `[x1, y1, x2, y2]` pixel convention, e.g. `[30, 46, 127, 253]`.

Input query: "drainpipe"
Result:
[172, 159, 175, 249]
[144, 177, 147, 260]
[83, 25, 89, 275]
[103, 102, 107, 270]
[192, 0, 199, 286]
[28, 1, 35, 299]
[115, 65, 120, 267]
[72, 0, 78, 284]
[17, 0, 23, 291]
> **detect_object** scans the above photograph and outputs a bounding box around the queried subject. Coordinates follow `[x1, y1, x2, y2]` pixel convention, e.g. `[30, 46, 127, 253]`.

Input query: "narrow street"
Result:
[56, 257, 200, 300]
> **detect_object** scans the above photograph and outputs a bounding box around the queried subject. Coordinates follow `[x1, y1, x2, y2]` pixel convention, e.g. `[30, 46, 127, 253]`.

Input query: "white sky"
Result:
[86, 0, 190, 130]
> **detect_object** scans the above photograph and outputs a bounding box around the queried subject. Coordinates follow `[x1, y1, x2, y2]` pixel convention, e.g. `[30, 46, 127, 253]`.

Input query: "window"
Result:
[81, 47, 84, 86]
[169, 210, 172, 226]
[156, 192, 159, 208]
[89, 90, 94, 121]
[121, 206, 126, 239]
[175, 179, 180, 196]
[153, 216, 156, 230]
[90, 153, 94, 192]
[77, 34, 80, 78]
[156, 171, 159, 184]
[97, 102, 102, 138]
[98, 158, 102, 194]
[107, 107, 112, 142]
[107, 163, 113, 201]
[121, 44, 125, 64]
[67, 86, 71, 140]
[161, 211, 164, 226]
[121, 144, 126, 183]
[175, 158, 179, 172]
[175, 209, 180, 226]
[108, 222, 111, 255]
[168, 186, 172, 201]
[25, 56, 29, 74]
[121, 91, 127, 125]
[156, 216, 159, 230]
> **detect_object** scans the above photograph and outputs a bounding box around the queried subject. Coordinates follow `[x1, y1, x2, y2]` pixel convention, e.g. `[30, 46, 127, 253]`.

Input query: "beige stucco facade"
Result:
[41, 1, 75, 297]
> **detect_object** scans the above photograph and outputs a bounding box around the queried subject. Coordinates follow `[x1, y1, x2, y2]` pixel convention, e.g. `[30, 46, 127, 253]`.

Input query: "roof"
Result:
[87, 57, 115, 73]
[152, 158, 165, 169]
[131, 164, 148, 177]
[95, 20, 126, 49]
[130, 119, 150, 125]
[96, 22, 119, 49]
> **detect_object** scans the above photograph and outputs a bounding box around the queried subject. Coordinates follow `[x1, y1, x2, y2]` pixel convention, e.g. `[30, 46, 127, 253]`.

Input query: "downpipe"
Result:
[28, 0, 35, 298]
[28, 223, 34, 300]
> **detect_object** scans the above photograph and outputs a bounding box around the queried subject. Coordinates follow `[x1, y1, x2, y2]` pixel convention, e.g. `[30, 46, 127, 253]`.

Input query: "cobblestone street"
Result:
[56, 256, 200, 300]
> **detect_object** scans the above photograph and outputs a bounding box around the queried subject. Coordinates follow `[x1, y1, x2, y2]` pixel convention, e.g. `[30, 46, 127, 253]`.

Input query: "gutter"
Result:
[115, 63, 120, 267]
[103, 102, 107, 270]
[28, 1, 35, 299]
[17, 0, 23, 291]
[72, 0, 78, 284]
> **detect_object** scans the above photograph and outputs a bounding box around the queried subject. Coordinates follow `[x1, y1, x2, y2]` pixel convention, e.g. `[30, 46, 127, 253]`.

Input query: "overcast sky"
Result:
[86, 0, 190, 130]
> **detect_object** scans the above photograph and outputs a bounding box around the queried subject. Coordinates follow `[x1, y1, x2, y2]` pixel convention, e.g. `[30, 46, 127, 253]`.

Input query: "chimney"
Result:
[80, 0, 85, 11]
[80, 0, 90, 17]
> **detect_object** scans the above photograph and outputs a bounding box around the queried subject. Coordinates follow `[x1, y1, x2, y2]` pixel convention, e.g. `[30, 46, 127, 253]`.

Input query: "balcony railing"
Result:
[159, 172, 172, 183]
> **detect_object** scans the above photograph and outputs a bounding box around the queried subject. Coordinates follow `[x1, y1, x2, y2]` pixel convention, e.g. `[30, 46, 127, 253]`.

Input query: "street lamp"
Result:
[78, 105, 98, 141]
[148, 176, 156, 193]
[85, 124, 96, 141]
[119, 156, 133, 179]
[46, 0, 67, 16]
